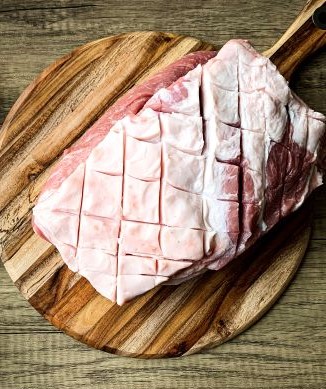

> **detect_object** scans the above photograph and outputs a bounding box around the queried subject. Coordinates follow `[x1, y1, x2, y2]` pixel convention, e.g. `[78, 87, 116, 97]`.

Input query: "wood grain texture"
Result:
[0, 0, 325, 386]
[0, 23, 320, 357]
[264, 0, 326, 79]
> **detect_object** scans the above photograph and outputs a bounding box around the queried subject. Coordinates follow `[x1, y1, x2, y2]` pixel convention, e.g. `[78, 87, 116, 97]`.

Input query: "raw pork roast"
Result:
[33, 40, 325, 305]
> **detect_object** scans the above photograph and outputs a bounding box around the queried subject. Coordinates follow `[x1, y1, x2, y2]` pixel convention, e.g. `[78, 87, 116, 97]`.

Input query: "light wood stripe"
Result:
[4, 234, 54, 282]
[115, 279, 199, 354]
[66, 294, 115, 336]
[17, 251, 63, 299]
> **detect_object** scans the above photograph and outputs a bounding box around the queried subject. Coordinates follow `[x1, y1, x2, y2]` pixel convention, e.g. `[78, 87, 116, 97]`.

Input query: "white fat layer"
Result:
[293, 165, 323, 212]
[288, 96, 308, 148]
[33, 39, 326, 306]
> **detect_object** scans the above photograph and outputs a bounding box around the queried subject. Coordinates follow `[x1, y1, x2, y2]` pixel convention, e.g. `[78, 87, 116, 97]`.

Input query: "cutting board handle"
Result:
[264, 0, 326, 80]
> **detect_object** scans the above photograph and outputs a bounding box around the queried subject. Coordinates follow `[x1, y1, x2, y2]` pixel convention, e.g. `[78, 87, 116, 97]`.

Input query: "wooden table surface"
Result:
[0, 0, 325, 387]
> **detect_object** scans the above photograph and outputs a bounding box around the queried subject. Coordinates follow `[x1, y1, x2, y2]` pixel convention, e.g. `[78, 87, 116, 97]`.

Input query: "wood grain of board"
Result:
[0, 0, 326, 380]
[1, 0, 326, 358]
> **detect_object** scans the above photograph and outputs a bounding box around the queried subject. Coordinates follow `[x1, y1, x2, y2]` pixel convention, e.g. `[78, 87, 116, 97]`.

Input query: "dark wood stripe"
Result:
[46, 277, 97, 326]
[0, 215, 34, 263]
[28, 266, 65, 315]
[269, 18, 326, 79]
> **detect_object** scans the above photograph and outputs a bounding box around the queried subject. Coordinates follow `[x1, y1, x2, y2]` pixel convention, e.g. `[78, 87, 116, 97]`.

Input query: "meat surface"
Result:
[33, 39, 325, 305]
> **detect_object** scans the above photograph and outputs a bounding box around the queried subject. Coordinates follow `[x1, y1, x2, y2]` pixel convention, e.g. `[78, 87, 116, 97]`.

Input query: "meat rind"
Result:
[242, 130, 265, 173]
[87, 129, 124, 175]
[204, 160, 239, 201]
[118, 255, 157, 276]
[160, 226, 204, 260]
[125, 136, 161, 181]
[144, 65, 202, 116]
[38, 50, 217, 198]
[160, 113, 204, 155]
[163, 144, 205, 193]
[82, 271, 117, 302]
[119, 221, 162, 257]
[117, 275, 168, 305]
[203, 199, 239, 233]
[240, 91, 266, 132]
[83, 171, 122, 219]
[122, 175, 160, 223]
[161, 182, 204, 229]
[78, 215, 120, 254]
[202, 87, 239, 125]
[209, 119, 241, 164]
[157, 259, 192, 276]
[33, 39, 325, 305]
[78, 248, 117, 274]
[123, 108, 161, 141]
[35, 163, 85, 213]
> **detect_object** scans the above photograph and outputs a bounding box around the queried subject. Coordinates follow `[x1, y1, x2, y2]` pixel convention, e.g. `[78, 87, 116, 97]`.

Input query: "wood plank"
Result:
[1, 1, 325, 125]
[312, 185, 326, 240]
[4, 234, 53, 282]
[1, 238, 325, 385]
[3, 238, 324, 335]
[1, 0, 326, 358]
[1, 0, 326, 385]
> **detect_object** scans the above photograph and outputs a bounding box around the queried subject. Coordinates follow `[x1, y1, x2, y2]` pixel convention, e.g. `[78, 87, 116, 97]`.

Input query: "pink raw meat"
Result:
[33, 39, 325, 304]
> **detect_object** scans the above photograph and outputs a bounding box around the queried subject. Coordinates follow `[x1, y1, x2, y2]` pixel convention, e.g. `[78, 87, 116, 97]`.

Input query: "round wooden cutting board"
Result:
[0, 1, 325, 358]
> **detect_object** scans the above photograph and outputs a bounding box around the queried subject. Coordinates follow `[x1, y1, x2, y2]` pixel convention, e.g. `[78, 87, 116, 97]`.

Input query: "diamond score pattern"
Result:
[33, 59, 240, 304]
[33, 40, 325, 304]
